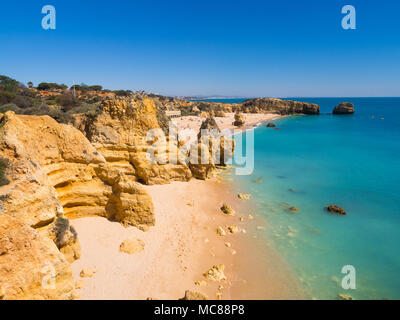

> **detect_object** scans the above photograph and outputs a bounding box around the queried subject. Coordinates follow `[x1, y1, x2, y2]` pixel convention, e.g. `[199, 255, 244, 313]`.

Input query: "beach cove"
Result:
[69, 112, 303, 300]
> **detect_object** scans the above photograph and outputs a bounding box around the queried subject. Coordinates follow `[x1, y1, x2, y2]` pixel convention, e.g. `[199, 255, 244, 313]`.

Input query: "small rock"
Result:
[187, 201, 194, 206]
[287, 206, 298, 213]
[80, 268, 97, 278]
[325, 204, 346, 215]
[266, 123, 276, 128]
[220, 202, 235, 216]
[247, 214, 254, 220]
[237, 193, 250, 200]
[195, 280, 207, 287]
[216, 292, 222, 300]
[204, 238, 209, 243]
[338, 294, 354, 300]
[239, 217, 245, 222]
[216, 226, 226, 236]
[218, 285, 224, 291]
[228, 224, 239, 234]
[119, 238, 145, 254]
[224, 242, 231, 248]
[75, 279, 84, 289]
[203, 264, 227, 282]
[71, 291, 82, 300]
[230, 249, 237, 255]
[256, 226, 265, 230]
[182, 290, 208, 300]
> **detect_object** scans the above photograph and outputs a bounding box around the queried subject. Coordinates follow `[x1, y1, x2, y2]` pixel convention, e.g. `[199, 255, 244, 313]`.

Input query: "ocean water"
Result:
[225, 98, 400, 300]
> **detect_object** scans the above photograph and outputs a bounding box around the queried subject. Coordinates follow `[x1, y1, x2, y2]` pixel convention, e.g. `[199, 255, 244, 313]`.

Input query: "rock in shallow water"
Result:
[325, 204, 347, 215]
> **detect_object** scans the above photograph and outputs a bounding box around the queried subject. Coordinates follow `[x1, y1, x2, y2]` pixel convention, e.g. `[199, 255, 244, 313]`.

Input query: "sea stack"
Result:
[333, 102, 355, 115]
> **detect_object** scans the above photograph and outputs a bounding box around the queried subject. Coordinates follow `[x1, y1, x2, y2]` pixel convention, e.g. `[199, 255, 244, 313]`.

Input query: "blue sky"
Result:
[0, 0, 399, 97]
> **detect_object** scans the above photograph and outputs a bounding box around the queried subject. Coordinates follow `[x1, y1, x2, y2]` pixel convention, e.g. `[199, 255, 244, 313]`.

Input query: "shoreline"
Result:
[174, 112, 282, 137]
[70, 175, 303, 300]
[69, 113, 302, 300]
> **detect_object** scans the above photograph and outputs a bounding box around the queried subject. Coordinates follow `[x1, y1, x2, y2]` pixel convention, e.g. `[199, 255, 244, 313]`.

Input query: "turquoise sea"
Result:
[215, 98, 400, 300]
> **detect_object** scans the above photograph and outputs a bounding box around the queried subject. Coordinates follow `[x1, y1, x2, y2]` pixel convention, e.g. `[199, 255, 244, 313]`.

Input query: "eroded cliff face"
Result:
[0, 214, 74, 300]
[74, 96, 193, 185]
[0, 96, 236, 300]
[0, 110, 156, 299]
[0, 110, 155, 227]
[241, 98, 320, 115]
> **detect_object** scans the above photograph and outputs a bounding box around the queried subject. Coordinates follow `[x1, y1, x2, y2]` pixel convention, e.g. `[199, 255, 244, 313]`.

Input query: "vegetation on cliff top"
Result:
[0, 158, 9, 186]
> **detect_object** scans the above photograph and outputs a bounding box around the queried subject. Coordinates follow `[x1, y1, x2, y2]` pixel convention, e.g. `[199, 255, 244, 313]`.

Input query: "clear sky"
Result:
[1, 0, 399, 97]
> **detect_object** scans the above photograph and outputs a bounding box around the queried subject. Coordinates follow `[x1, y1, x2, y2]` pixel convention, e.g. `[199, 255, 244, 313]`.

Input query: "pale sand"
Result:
[70, 177, 303, 300]
[173, 113, 281, 136]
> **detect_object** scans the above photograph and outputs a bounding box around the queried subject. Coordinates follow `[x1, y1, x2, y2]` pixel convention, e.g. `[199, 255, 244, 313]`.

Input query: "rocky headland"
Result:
[332, 102, 355, 115]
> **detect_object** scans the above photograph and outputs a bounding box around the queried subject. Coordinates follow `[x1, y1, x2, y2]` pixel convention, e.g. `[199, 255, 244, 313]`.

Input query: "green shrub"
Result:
[55, 94, 80, 112]
[0, 75, 20, 93]
[0, 91, 17, 105]
[114, 90, 132, 97]
[0, 103, 22, 113]
[12, 96, 32, 109]
[37, 82, 68, 91]
[0, 158, 9, 186]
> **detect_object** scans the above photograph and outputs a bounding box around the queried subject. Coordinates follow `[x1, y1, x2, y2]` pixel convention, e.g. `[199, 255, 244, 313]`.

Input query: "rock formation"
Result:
[75, 96, 192, 185]
[203, 264, 227, 282]
[189, 116, 235, 179]
[0, 214, 74, 300]
[119, 238, 145, 254]
[325, 204, 346, 215]
[0, 110, 154, 231]
[220, 202, 235, 216]
[0, 95, 238, 299]
[41, 217, 81, 263]
[0, 109, 157, 299]
[241, 98, 320, 115]
[233, 112, 245, 126]
[333, 102, 354, 114]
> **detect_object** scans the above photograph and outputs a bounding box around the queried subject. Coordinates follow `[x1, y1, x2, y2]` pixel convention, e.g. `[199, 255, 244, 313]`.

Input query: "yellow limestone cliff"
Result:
[0, 95, 235, 300]
[75, 96, 192, 185]
[0, 110, 155, 299]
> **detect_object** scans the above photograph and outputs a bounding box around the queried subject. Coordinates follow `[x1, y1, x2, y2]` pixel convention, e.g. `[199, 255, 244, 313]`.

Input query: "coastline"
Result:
[70, 177, 303, 300]
[70, 111, 303, 300]
[174, 112, 282, 136]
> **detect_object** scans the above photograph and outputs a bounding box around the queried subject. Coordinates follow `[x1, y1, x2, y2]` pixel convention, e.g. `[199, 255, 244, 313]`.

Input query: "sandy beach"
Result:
[71, 176, 303, 300]
[174, 113, 281, 135]
[69, 114, 302, 300]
